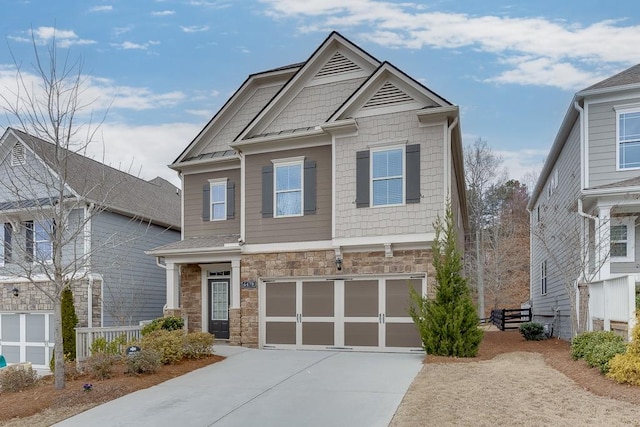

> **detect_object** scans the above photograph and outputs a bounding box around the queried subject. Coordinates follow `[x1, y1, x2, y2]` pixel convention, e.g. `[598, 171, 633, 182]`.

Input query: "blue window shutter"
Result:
[227, 181, 235, 219]
[406, 144, 421, 203]
[304, 160, 316, 215]
[25, 221, 33, 262]
[202, 184, 210, 221]
[356, 150, 370, 208]
[262, 165, 274, 218]
[4, 223, 11, 262]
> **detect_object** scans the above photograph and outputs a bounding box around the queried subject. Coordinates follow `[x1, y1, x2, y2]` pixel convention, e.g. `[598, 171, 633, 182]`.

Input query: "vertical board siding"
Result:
[183, 169, 241, 238]
[245, 146, 332, 244]
[91, 211, 180, 326]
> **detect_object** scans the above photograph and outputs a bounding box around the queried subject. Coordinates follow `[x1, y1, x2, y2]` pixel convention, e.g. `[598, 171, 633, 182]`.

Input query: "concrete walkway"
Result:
[55, 346, 423, 427]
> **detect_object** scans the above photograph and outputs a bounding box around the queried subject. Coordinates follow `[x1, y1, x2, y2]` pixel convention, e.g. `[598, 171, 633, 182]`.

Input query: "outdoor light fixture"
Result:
[335, 256, 343, 271]
[11, 287, 19, 297]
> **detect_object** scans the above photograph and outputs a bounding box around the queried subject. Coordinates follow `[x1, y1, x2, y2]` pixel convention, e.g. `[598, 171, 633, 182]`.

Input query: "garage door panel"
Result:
[345, 280, 378, 317]
[2, 346, 20, 363]
[345, 322, 378, 347]
[265, 322, 296, 345]
[2, 314, 20, 341]
[302, 322, 334, 346]
[26, 314, 46, 341]
[26, 346, 46, 365]
[265, 282, 296, 317]
[386, 279, 421, 317]
[302, 281, 334, 317]
[385, 323, 422, 348]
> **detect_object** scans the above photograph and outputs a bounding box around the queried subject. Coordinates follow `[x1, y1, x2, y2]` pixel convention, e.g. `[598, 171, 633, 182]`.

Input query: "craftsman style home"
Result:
[0, 128, 180, 368]
[529, 65, 640, 340]
[150, 32, 468, 351]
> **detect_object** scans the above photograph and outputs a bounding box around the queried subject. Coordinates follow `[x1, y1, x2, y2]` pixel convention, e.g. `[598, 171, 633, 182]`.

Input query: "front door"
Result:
[209, 279, 230, 339]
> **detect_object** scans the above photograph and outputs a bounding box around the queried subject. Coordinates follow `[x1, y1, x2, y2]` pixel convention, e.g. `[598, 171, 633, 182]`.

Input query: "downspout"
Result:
[445, 116, 459, 205]
[577, 197, 597, 334]
[238, 150, 246, 244]
[87, 275, 93, 328]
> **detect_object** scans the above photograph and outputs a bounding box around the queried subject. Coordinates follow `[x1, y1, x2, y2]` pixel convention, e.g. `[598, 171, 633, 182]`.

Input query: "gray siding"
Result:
[183, 169, 241, 238]
[530, 119, 582, 339]
[245, 145, 332, 244]
[91, 211, 179, 326]
[588, 96, 640, 187]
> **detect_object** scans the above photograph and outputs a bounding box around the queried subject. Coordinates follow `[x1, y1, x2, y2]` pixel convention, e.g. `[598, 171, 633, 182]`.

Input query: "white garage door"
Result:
[0, 312, 55, 368]
[260, 277, 424, 352]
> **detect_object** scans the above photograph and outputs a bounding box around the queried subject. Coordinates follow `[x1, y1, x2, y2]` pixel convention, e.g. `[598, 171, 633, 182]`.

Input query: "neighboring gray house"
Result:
[0, 128, 180, 368]
[149, 32, 468, 351]
[529, 65, 640, 340]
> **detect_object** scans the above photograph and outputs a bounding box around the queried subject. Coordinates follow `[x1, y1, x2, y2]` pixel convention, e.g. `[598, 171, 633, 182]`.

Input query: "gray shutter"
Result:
[227, 181, 235, 220]
[202, 184, 210, 221]
[304, 160, 316, 215]
[25, 221, 33, 262]
[4, 223, 11, 262]
[355, 150, 370, 208]
[406, 144, 421, 204]
[262, 165, 274, 218]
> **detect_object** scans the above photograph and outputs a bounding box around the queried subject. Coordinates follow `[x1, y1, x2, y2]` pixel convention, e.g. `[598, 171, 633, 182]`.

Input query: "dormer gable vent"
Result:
[11, 142, 25, 166]
[315, 51, 361, 78]
[363, 81, 414, 109]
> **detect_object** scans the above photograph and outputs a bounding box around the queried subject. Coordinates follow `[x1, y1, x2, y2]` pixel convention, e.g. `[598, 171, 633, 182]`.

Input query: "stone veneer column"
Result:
[179, 264, 202, 332]
[229, 308, 241, 345]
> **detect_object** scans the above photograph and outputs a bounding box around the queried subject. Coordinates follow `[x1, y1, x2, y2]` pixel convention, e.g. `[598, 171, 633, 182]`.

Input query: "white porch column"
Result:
[166, 262, 180, 309]
[231, 259, 241, 309]
[596, 206, 611, 280]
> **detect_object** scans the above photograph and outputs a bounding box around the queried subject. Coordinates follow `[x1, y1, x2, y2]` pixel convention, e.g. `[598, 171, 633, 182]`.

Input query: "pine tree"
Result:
[409, 204, 484, 357]
[61, 286, 79, 361]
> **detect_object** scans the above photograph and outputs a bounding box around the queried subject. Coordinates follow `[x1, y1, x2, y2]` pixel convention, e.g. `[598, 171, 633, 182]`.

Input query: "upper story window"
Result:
[273, 158, 304, 217]
[540, 260, 547, 295]
[34, 219, 53, 263]
[617, 110, 640, 169]
[209, 179, 227, 221]
[371, 146, 404, 207]
[610, 216, 636, 262]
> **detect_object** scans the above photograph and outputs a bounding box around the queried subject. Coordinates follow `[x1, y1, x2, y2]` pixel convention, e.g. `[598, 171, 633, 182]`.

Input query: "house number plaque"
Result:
[241, 281, 257, 289]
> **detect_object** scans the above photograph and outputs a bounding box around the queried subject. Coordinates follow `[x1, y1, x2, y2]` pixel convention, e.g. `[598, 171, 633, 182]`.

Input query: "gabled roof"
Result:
[581, 64, 640, 92]
[3, 128, 181, 228]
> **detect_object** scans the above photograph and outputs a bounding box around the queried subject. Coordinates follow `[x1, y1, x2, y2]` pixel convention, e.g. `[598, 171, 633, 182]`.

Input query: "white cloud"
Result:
[496, 148, 547, 186]
[89, 5, 113, 12]
[152, 10, 175, 16]
[9, 26, 96, 48]
[180, 25, 210, 33]
[110, 40, 160, 50]
[189, 1, 232, 8]
[186, 109, 215, 118]
[258, 0, 640, 89]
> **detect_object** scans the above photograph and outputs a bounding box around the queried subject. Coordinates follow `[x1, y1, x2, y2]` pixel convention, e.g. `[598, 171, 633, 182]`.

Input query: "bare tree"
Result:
[464, 138, 504, 318]
[0, 35, 123, 389]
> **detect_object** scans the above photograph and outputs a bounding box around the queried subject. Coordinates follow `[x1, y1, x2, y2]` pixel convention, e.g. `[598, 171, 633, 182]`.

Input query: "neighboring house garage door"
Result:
[0, 312, 54, 369]
[260, 277, 424, 352]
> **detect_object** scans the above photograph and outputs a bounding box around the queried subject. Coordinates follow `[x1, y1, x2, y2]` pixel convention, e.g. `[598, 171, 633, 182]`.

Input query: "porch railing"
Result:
[75, 325, 143, 362]
[588, 275, 637, 341]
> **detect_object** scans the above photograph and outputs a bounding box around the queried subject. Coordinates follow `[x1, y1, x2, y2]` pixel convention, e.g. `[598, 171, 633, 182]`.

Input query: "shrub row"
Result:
[606, 314, 640, 385]
[141, 316, 185, 336]
[571, 331, 627, 374]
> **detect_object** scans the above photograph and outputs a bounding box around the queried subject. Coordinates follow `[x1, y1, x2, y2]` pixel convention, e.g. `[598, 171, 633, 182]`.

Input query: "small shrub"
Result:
[519, 322, 547, 341]
[90, 335, 127, 356]
[140, 329, 184, 364]
[570, 331, 623, 360]
[584, 340, 628, 374]
[606, 314, 640, 385]
[126, 349, 162, 375]
[183, 332, 214, 359]
[141, 316, 185, 336]
[0, 366, 39, 392]
[86, 353, 116, 379]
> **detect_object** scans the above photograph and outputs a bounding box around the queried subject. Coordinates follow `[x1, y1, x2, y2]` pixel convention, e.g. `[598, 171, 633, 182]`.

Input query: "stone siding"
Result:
[179, 264, 202, 332]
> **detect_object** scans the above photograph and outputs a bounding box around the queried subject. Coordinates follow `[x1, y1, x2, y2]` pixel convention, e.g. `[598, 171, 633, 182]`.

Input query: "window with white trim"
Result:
[209, 179, 227, 221]
[610, 216, 636, 262]
[34, 219, 53, 262]
[274, 158, 303, 217]
[371, 146, 404, 206]
[540, 260, 547, 295]
[617, 110, 640, 169]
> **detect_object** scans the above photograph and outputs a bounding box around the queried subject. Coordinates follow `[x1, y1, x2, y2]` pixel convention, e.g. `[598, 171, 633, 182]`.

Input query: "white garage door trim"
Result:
[259, 275, 426, 353]
[0, 312, 55, 369]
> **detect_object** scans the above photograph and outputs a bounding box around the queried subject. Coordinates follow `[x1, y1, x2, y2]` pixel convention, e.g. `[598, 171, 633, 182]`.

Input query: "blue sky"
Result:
[2, 1, 640, 187]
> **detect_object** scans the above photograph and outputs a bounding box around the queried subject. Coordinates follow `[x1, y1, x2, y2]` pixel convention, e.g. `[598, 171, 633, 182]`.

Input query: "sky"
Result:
[2, 0, 640, 188]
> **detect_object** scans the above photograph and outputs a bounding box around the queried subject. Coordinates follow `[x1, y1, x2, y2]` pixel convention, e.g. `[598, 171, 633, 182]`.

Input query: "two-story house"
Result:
[529, 65, 640, 340]
[149, 32, 468, 352]
[0, 128, 180, 368]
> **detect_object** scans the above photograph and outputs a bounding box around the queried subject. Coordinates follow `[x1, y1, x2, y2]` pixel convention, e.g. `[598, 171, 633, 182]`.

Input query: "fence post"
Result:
[501, 309, 506, 331]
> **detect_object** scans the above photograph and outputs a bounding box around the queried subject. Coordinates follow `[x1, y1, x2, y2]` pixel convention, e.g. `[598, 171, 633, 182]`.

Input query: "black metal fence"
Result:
[490, 307, 532, 331]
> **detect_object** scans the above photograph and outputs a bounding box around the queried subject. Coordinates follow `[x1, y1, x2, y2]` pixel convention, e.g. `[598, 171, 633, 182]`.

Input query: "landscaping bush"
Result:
[584, 340, 628, 374]
[0, 366, 39, 392]
[183, 332, 215, 359]
[519, 322, 547, 341]
[141, 316, 185, 336]
[61, 286, 79, 361]
[89, 334, 128, 356]
[570, 331, 623, 361]
[139, 329, 184, 364]
[86, 353, 116, 380]
[607, 314, 640, 385]
[126, 349, 162, 375]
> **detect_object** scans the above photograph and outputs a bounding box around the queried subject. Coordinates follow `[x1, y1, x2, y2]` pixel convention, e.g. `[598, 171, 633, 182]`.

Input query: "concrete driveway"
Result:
[55, 346, 423, 427]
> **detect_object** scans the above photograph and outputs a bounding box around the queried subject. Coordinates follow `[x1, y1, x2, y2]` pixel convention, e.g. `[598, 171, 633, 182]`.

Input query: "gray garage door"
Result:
[0, 312, 55, 368]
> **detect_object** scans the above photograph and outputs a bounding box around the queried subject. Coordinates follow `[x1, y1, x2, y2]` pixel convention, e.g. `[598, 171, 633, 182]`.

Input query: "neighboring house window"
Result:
[371, 147, 404, 206]
[11, 142, 25, 166]
[537, 205, 541, 223]
[540, 260, 547, 295]
[617, 110, 640, 169]
[547, 168, 558, 198]
[209, 179, 227, 221]
[356, 144, 420, 208]
[1, 223, 12, 265]
[610, 217, 636, 262]
[26, 219, 53, 262]
[261, 158, 316, 218]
